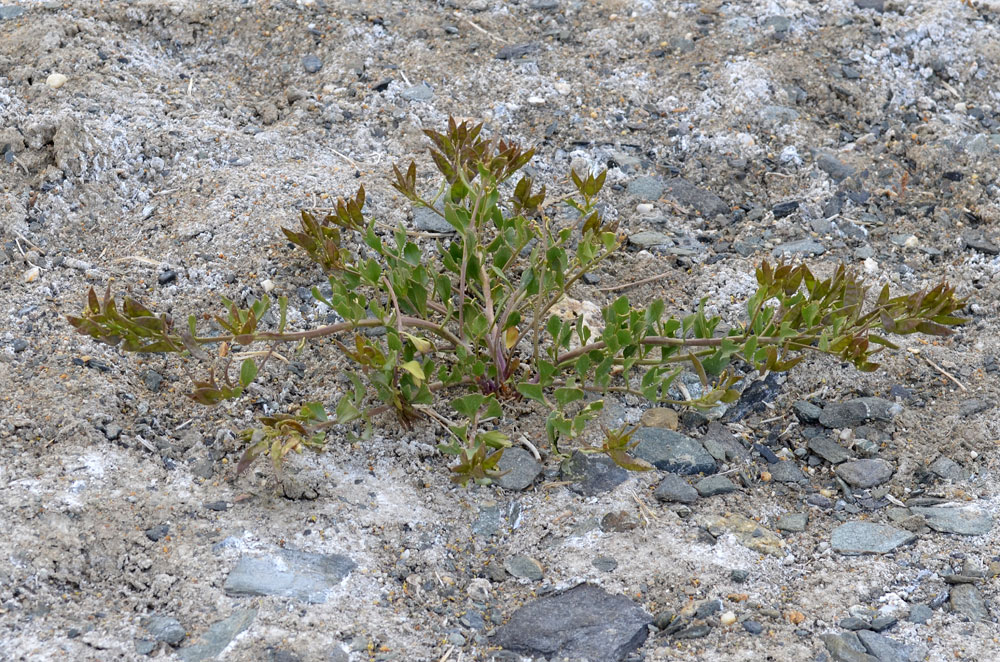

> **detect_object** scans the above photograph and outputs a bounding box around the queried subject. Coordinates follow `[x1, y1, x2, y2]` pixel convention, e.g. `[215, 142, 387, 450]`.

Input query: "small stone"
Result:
[663, 178, 730, 219]
[143, 370, 163, 392]
[785, 610, 805, 625]
[144, 524, 169, 542]
[742, 620, 763, 634]
[816, 153, 856, 181]
[412, 205, 453, 233]
[23, 266, 40, 282]
[632, 428, 717, 475]
[839, 617, 870, 630]
[704, 514, 784, 557]
[301, 55, 322, 73]
[854, 0, 884, 11]
[731, 569, 749, 583]
[46, 73, 68, 89]
[907, 604, 932, 624]
[776, 512, 809, 533]
[855, 631, 907, 662]
[772, 200, 799, 218]
[628, 231, 673, 250]
[792, 400, 822, 423]
[12, 338, 28, 352]
[641, 407, 678, 429]
[204, 501, 228, 511]
[720, 611, 737, 626]
[820, 633, 878, 662]
[158, 270, 177, 285]
[772, 239, 826, 257]
[870, 616, 897, 632]
[653, 473, 699, 504]
[627, 176, 663, 201]
[401, 83, 434, 102]
[836, 459, 894, 489]
[224, 549, 355, 604]
[695, 475, 737, 497]
[592, 556, 618, 572]
[135, 639, 156, 655]
[505, 555, 543, 581]
[143, 615, 186, 645]
[820, 397, 900, 428]
[176, 609, 257, 662]
[958, 398, 991, 417]
[929, 456, 969, 482]
[831, 521, 916, 555]
[0, 6, 26, 19]
[495, 43, 539, 60]
[908, 505, 993, 536]
[495, 448, 542, 491]
[769, 460, 807, 484]
[560, 450, 628, 496]
[635, 203, 654, 214]
[808, 436, 852, 464]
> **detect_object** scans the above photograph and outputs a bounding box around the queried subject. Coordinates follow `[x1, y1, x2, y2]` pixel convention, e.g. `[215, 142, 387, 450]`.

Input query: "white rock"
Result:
[261, 279, 276, 293]
[863, 257, 878, 273]
[720, 611, 737, 626]
[636, 203, 654, 214]
[903, 235, 919, 249]
[554, 82, 572, 95]
[23, 266, 40, 282]
[46, 73, 68, 89]
[527, 96, 545, 105]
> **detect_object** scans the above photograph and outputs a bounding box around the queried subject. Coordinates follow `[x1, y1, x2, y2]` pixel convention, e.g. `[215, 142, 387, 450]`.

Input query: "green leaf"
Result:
[239, 359, 258, 387]
[452, 394, 486, 418]
[401, 360, 425, 383]
[553, 386, 584, 407]
[516, 382, 545, 403]
[478, 430, 510, 448]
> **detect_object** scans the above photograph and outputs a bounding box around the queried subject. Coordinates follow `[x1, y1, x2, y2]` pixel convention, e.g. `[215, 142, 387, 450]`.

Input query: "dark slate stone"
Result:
[831, 521, 916, 555]
[820, 632, 878, 662]
[495, 448, 542, 491]
[808, 436, 852, 464]
[560, 450, 628, 497]
[839, 616, 870, 630]
[176, 609, 257, 662]
[907, 604, 932, 624]
[632, 428, 717, 475]
[963, 234, 1000, 255]
[694, 599, 722, 618]
[144, 524, 169, 542]
[929, 456, 970, 482]
[753, 443, 780, 464]
[958, 398, 992, 417]
[723, 373, 782, 422]
[301, 54, 322, 73]
[793, 400, 822, 423]
[742, 620, 763, 634]
[694, 475, 736, 497]
[496, 43, 539, 60]
[816, 153, 856, 181]
[674, 624, 711, 639]
[908, 505, 993, 536]
[772, 200, 800, 218]
[626, 176, 663, 201]
[819, 397, 899, 428]
[223, 549, 356, 604]
[653, 473, 699, 504]
[158, 270, 177, 285]
[663, 178, 729, 219]
[854, 0, 884, 12]
[492, 583, 651, 662]
[835, 459, 894, 489]
[412, 204, 453, 233]
[870, 616, 897, 632]
[856, 630, 906, 662]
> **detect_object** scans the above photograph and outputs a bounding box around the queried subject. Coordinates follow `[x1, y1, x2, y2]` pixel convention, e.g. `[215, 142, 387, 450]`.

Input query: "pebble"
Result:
[816, 153, 856, 181]
[663, 178, 730, 219]
[0, 5, 26, 19]
[695, 599, 722, 619]
[626, 175, 664, 201]
[839, 617, 870, 630]
[560, 450, 628, 496]
[495, 448, 542, 491]
[46, 73, 68, 89]
[771, 239, 825, 257]
[158, 270, 177, 285]
[504, 555, 543, 581]
[300, 54, 323, 73]
[401, 83, 434, 102]
[720, 611, 737, 626]
[769, 460, 807, 484]
[495, 43, 539, 60]
[742, 620, 763, 635]
[870, 616, 897, 632]
[908, 505, 993, 536]
[776, 512, 809, 533]
[12, 338, 27, 352]
[223, 549, 356, 603]
[144, 524, 169, 542]
[695, 475, 737, 497]
[808, 435, 852, 464]
[412, 205, 453, 233]
[819, 632, 877, 662]
[772, 200, 799, 218]
[958, 398, 991, 417]
[830, 521, 916, 555]
[928, 456, 969, 481]
[653, 473, 699, 504]
[176, 609, 257, 662]
[635, 202, 654, 215]
[820, 397, 900, 428]
[907, 604, 932, 624]
[143, 615, 186, 645]
[674, 624, 711, 639]
[835, 459, 894, 489]
[492, 584, 651, 661]
[640, 407, 678, 429]
[703, 514, 784, 557]
[23, 266, 40, 282]
[632, 428, 717, 475]
[793, 400, 822, 423]
[628, 231, 673, 250]
[592, 556, 618, 572]
[143, 370, 163, 392]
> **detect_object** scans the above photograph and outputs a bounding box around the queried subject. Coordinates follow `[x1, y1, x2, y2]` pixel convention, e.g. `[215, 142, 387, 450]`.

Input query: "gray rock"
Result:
[632, 428, 717, 475]
[695, 475, 737, 497]
[496, 448, 542, 491]
[472, 502, 504, 537]
[628, 231, 673, 250]
[963, 234, 999, 256]
[772, 239, 826, 257]
[301, 54, 322, 73]
[929, 456, 970, 482]
[135, 639, 156, 655]
[908, 505, 993, 536]
[831, 521, 917, 555]
[793, 400, 822, 423]
[0, 6, 26, 19]
[870, 616, 897, 632]
[776, 512, 809, 533]
[820, 632, 878, 662]
[627, 176, 663, 201]
[769, 460, 807, 484]
[143, 615, 186, 645]
[176, 609, 257, 662]
[412, 205, 453, 233]
[958, 398, 992, 417]
[496, 43, 539, 60]
[808, 436, 852, 464]
[835, 459, 894, 489]
[816, 153, 856, 181]
[907, 604, 932, 624]
[820, 397, 900, 428]
[674, 624, 711, 639]
[854, 0, 884, 11]
[653, 474, 699, 504]
[663, 178, 730, 219]
[505, 555, 543, 581]
[401, 83, 434, 102]
[560, 450, 628, 496]
[592, 556, 618, 572]
[839, 617, 870, 630]
[856, 630, 906, 662]
[492, 583, 651, 661]
[742, 620, 763, 634]
[223, 549, 356, 603]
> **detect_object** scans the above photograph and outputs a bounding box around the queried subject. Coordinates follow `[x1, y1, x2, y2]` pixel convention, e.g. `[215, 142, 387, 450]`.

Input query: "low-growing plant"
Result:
[67, 118, 967, 485]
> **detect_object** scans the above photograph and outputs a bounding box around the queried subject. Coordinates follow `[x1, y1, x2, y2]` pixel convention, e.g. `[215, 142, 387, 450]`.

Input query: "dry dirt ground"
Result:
[2, 1, 1000, 661]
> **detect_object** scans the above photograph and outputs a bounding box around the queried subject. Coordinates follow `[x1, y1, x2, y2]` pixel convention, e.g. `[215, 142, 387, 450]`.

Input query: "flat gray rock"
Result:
[776, 512, 809, 533]
[495, 447, 542, 491]
[831, 521, 917, 555]
[772, 238, 826, 257]
[412, 204, 453, 233]
[695, 474, 737, 497]
[176, 608, 257, 662]
[929, 456, 970, 481]
[836, 459, 894, 489]
[769, 460, 807, 484]
[492, 583, 651, 661]
[663, 178, 730, 219]
[626, 175, 663, 201]
[820, 397, 900, 428]
[949, 584, 989, 622]
[856, 630, 907, 662]
[808, 435, 852, 464]
[560, 450, 628, 496]
[632, 428, 717, 475]
[143, 615, 186, 645]
[908, 505, 993, 536]
[401, 82, 434, 102]
[820, 632, 878, 662]
[653, 473, 699, 504]
[224, 549, 356, 604]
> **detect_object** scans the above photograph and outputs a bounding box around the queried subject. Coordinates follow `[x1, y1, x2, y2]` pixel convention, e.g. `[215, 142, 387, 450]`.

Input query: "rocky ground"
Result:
[2, 0, 1000, 661]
